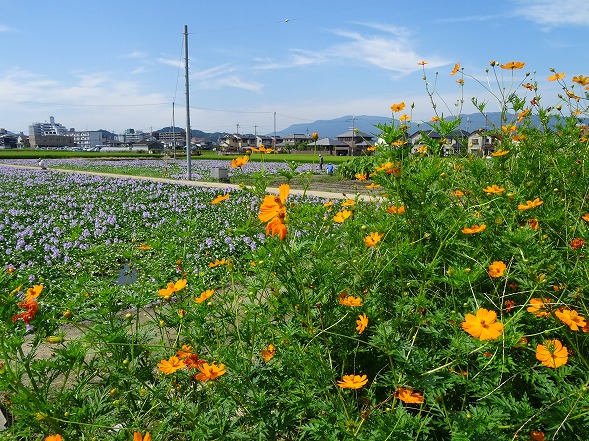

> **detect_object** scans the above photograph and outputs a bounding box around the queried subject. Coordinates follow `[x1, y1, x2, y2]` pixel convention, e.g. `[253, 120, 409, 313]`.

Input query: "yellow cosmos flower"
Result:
[366, 145, 377, 151]
[365, 183, 380, 189]
[391, 102, 406, 113]
[261, 344, 276, 361]
[157, 356, 186, 374]
[333, 210, 352, 223]
[450, 63, 460, 76]
[194, 362, 226, 381]
[355, 173, 367, 181]
[547, 72, 565, 81]
[341, 199, 356, 207]
[195, 289, 215, 304]
[483, 184, 505, 194]
[356, 313, 368, 334]
[555, 308, 587, 331]
[364, 231, 383, 247]
[500, 61, 525, 70]
[339, 294, 363, 307]
[536, 339, 568, 368]
[134, 432, 152, 441]
[431, 116, 440, 122]
[158, 279, 187, 299]
[25, 284, 44, 301]
[208, 258, 228, 268]
[491, 149, 510, 157]
[396, 387, 424, 404]
[211, 193, 230, 204]
[488, 261, 507, 278]
[518, 198, 543, 210]
[136, 243, 152, 250]
[418, 60, 428, 66]
[337, 374, 368, 389]
[386, 205, 405, 214]
[461, 308, 504, 340]
[456, 78, 464, 85]
[461, 224, 486, 234]
[230, 155, 249, 168]
[572, 74, 589, 86]
[399, 114, 411, 121]
[527, 298, 552, 317]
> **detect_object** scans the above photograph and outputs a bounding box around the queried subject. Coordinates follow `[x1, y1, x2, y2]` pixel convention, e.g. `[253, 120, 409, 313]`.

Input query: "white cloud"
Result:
[513, 0, 589, 27]
[122, 51, 148, 59]
[0, 24, 10, 32]
[201, 75, 263, 92]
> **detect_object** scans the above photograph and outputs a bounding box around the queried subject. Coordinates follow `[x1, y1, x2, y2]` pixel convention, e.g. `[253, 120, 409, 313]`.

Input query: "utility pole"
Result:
[184, 25, 191, 180]
[348, 115, 356, 156]
[273, 112, 276, 149]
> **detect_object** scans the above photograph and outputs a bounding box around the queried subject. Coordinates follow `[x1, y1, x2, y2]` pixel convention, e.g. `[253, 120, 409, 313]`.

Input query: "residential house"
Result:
[467, 129, 498, 156]
[334, 130, 375, 156]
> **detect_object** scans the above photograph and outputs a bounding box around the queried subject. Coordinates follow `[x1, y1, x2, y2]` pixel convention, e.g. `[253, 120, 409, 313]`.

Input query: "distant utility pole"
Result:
[184, 24, 191, 180]
[347, 115, 357, 156]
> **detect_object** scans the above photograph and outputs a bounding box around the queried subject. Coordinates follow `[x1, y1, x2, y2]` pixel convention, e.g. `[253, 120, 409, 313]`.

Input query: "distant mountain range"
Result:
[155, 111, 584, 141]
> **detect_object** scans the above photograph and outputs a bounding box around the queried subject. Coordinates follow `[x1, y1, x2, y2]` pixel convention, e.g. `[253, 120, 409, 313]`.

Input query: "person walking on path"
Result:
[319, 155, 324, 170]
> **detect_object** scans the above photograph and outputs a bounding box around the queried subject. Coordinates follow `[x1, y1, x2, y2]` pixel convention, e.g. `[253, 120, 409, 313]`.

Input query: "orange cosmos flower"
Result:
[500, 61, 525, 70]
[230, 155, 249, 168]
[136, 243, 152, 250]
[364, 232, 383, 247]
[431, 115, 440, 122]
[527, 298, 552, 317]
[451, 189, 465, 197]
[266, 217, 288, 240]
[12, 299, 39, 325]
[483, 184, 505, 194]
[491, 149, 510, 157]
[386, 205, 405, 214]
[366, 145, 377, 151]
[211, 193, 230, 204]
[157, 356, 186, 374]
[555, 308, 587, 331]
[547, 72, 565, 81]
[365, 183, 380, 189]
[529, 431, 545, 441]
[356, 313, 368, 334]
[259, 184, 290, 223]
[582, 214, 589, 223]
[518, 198, 543, 210]
[333, 210, 352, 223]
[418, 60, 428, 66]
[536, 339, 568, 368]
[488, 261, 507, 278]
[133, 432, 152, 441]
[461, 308, 504, 340]
[450, 63, 460, 76]
[339, 293, 363, 307]
[396, 387, 425, 404]
[261, 344, 276, 361]
[570, 238, 585, 250]
[208, 258, 228, 268]
[195, 289, 215, 304]
[572, 74, 589, 86]
[456, 78, 464, 85]
[355, 173, 367, 181]
[45, 436, 63, 441]
[341, 199, 356, 207]
[522, 82, 536, 90]
[391, 102, 406, 113]
[158, 279, 187, 299]
[337, 374, 368, 389]
[461, 224, 486, 234]
[176, 344, 194, 359]
[399, 114, 411, 121]
[194, 362, 226, 381]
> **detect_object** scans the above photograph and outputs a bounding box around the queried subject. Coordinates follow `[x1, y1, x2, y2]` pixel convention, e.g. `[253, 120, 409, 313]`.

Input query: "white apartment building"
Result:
[70, 131, 104, 150]
[29, 116, 70, 136]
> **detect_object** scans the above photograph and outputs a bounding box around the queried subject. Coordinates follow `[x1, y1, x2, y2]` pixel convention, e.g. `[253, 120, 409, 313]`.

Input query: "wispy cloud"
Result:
[513, 0, 589, 27]
[200, 75, 263, 92]
[157, 57, 183, 69]
[122, 51, 148, 59]
[0, 24, 10, 32]
[433, 14, 503, 24]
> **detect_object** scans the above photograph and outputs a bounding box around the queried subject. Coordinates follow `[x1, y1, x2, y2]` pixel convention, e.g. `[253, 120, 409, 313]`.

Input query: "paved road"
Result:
[0, 163, 380, 201]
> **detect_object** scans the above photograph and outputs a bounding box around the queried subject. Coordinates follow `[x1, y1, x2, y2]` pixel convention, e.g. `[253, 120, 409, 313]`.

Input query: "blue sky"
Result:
[1, 0, 588, 135]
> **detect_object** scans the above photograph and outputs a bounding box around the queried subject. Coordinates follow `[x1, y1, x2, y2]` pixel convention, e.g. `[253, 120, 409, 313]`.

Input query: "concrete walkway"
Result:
[0, 163, 380, 201]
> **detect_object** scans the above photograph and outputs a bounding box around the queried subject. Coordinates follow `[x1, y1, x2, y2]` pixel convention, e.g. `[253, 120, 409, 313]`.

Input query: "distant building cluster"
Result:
[0, 115, 499, 156]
